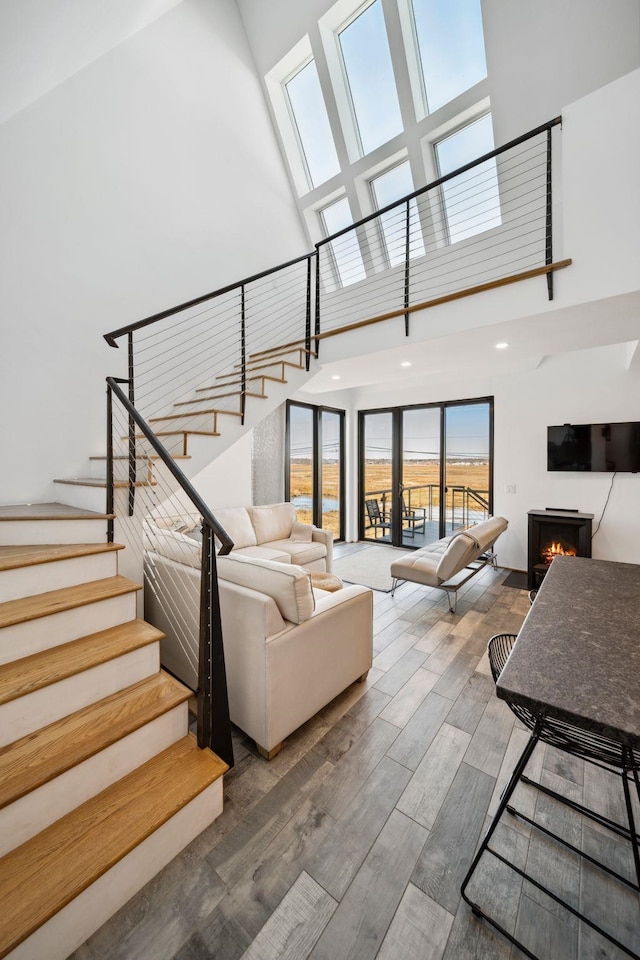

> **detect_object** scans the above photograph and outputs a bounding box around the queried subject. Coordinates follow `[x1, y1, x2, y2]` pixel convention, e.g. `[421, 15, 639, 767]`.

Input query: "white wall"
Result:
[0, 0, 183, 125]
[483, 0, 640, 144]
[337, 342, 640, 569]
[191, 432, 253, 508]
[0, 0, 307, 505]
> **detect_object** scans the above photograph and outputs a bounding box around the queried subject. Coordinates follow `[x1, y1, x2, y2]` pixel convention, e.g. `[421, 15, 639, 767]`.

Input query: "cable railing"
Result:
[316, 117, 564, 339]
[106, 377, 235, 767]
[103, 117, 567, 429]
[363, 483, 490, 541]
[101, 116, 567, 767]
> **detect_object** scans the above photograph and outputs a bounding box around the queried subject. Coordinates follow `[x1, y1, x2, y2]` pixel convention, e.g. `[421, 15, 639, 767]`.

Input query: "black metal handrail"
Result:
[103, 250, 316, 347]
[315, 116, 562, 248]
[103, 116, 562, 351]
[106, 377, 234, 768]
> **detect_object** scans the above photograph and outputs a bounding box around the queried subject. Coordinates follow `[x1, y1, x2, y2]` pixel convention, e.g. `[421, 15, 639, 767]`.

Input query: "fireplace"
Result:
[527, 509, 593, 589]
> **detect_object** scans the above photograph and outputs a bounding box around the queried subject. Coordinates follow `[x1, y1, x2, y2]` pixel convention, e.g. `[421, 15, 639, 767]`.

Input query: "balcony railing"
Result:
[364, 483, 490, 541]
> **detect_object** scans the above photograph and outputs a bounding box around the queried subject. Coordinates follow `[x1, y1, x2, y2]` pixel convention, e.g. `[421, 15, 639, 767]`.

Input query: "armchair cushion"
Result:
[216, 555, 315, 624]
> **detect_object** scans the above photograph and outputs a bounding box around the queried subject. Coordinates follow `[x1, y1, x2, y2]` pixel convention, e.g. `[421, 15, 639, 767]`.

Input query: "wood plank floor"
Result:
[69, 548, 639, 960]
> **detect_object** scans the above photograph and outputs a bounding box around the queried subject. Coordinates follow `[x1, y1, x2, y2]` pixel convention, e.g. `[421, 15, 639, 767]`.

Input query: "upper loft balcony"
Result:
[104, 69, 640, 433]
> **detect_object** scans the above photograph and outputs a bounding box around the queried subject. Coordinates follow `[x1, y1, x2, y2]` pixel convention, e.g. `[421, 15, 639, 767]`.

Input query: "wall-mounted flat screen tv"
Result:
[548, 422, 640, 472]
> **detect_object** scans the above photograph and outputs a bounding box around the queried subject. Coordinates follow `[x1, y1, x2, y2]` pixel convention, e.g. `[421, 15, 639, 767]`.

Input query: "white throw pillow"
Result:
[290, 521, 313, 543]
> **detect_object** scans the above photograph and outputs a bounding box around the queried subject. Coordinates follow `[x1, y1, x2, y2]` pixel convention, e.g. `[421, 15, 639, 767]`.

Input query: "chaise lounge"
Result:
[390, 515, 509, 611]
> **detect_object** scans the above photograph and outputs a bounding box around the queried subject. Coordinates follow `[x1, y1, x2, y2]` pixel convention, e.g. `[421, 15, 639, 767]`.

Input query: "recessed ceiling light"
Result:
[331, 375, 341, 380]
[495, 342, 509, 349]
[400, 361, 412, 367]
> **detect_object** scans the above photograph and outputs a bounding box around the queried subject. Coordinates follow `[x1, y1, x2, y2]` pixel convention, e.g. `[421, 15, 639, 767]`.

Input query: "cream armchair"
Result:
[145, 553, 373, 758]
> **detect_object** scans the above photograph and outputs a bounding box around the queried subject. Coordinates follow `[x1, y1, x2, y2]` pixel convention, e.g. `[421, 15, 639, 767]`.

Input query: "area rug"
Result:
[502, 570, 528, 590]
[333, 545, 412, 592]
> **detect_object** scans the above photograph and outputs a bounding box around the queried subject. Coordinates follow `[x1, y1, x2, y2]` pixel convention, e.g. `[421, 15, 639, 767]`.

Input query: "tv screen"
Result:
[547, 422, 640, 472]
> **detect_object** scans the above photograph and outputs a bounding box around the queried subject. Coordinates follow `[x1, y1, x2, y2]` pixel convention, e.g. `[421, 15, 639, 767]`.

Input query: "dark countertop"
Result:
[497, 555, 640, 748]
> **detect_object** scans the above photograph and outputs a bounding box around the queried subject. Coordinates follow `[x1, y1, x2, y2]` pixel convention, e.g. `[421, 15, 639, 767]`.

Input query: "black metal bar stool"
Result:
[461, 632, 640, 959]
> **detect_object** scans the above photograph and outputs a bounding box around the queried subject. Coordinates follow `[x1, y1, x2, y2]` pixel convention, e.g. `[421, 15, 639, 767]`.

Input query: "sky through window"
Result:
[338, 1, 403, 156]
[286, 59, 340, 188]
[411, 0, 487, 113]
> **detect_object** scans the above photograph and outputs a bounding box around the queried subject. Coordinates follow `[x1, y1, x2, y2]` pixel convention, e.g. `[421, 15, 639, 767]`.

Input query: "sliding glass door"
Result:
[286, 401, 345, 541]
[360, 398, 492, 546]
[444, 402, 492, 536]
[362, 412, 393, 541]
[401, 406, 441, 546]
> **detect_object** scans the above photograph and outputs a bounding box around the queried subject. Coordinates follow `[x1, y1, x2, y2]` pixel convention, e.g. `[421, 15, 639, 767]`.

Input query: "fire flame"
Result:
[542, 541, 577, 564]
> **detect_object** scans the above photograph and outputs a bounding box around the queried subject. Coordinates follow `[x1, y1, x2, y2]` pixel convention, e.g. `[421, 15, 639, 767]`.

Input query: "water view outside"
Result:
[288, 404, 342, 540]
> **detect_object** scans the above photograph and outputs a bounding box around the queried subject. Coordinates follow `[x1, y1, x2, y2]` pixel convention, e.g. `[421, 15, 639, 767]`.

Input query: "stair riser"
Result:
[0, 702, 188, 857]
[6, 776, 223, 960]
[0, 643, 160, 747]
[149, 415, 218, 433]
[53, 483, 109, 514]
[0, 593, 138, 666]
[0, 520, 109, 546]
[0, 552, 119, 603]
[89, 460, 157, 483]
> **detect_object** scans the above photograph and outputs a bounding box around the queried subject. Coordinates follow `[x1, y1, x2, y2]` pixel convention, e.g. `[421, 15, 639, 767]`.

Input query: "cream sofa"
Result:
[144, 501, 332, 573]
[144, 552, 373, 758]
[390, 516, 509, 611]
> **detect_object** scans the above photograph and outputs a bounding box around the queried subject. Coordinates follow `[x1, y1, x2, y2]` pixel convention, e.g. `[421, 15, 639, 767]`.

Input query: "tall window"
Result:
[434, 114, 501, 244]
[410, 0, 487, 113]
[360, 398, 492, 545]
[338, 0, 403, 156]
[285, 59, 340, 188]
[370, 160, 426, 267]
[320, 195, 367, 286]
[286, 401, 345, 541]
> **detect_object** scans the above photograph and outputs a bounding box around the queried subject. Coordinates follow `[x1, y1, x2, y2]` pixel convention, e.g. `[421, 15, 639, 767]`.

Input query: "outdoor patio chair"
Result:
[365, 499, 392, 538]
[400, 493, 425, 537]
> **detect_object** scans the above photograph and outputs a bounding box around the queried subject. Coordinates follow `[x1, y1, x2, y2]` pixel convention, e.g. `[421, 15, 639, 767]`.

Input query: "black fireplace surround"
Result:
[527, 509, 594, 589]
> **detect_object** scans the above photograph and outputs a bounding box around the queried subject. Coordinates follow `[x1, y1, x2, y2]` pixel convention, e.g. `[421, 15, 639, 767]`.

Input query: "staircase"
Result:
[51, 347, 317, 512]
[0, 505, 227, 960]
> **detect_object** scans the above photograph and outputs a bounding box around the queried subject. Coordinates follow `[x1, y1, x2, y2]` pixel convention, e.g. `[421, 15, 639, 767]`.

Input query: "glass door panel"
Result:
[363, 412, 393, 541]
[444, 403, 491, 536]
[401, 407, 441, 547]
[288, 404, 314, 525]
[321, 410, 342, 540]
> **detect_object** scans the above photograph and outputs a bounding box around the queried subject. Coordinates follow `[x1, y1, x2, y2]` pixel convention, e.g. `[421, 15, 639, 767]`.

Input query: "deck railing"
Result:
[364, 483, 490, 538]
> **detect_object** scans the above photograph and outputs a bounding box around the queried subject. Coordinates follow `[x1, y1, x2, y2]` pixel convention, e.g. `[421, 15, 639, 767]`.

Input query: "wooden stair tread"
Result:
[89, 455, 190, 461]
[150, 408, 243, 423]
[195, 374, 282, 392]
[0, 618, 163, 705]
[0, 672, 190, 809]
[174, 391, 261, 406]
[250, 345, 317, 361]
[0, 736, 227, 958]
[0, 503, 114, 522]
[129, 430, 221, 440]
[0, 574, 141, 630]
[54, 477, 156, 488]
[231, 359, 303, 374]
[0, 543, 123, 573]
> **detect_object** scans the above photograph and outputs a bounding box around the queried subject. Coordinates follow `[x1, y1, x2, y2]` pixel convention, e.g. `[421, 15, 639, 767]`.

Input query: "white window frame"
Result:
[316, 192, 368, 290]
[319, 0, 381, 163]
[366, 154, 426, 270]
[265, 36, 339, 197]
